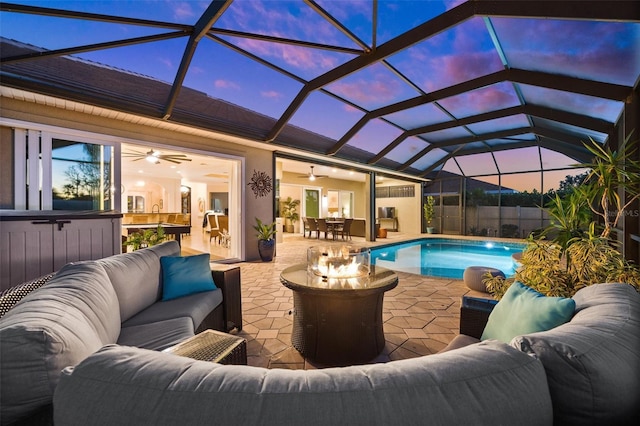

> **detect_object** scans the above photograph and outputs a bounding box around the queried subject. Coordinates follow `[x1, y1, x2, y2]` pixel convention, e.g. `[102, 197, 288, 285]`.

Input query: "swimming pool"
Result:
[370, 238, 525, 279]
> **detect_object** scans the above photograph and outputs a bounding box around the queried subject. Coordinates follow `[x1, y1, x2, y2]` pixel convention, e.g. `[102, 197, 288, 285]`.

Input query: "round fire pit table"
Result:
[280, 263, 398, 366]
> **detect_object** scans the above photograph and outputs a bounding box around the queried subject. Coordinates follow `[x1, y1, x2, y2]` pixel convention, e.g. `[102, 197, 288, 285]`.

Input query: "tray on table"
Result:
[164, 329, 247, 365]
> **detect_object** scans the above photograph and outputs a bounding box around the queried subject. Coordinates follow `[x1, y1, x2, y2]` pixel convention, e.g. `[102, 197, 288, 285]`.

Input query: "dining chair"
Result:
[316, 218, 332, 240]
[340, 218, 353, 240]
[307, 218, 319, 239]
[208, 214, 220, 243]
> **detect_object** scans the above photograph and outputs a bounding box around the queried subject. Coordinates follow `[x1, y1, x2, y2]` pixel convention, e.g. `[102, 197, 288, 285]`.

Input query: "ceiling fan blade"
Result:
[130, 157, 144, 162]
[163, 158, 182, 164]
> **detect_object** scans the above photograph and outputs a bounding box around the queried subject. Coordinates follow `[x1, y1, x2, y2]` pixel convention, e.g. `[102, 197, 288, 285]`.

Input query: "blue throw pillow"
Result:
[480, 281, 575, 344]
[160, 254, 216, 301]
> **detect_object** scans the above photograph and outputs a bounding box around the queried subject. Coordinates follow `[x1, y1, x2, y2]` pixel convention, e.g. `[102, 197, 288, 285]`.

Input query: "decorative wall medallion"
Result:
[248, 169, 272, 198]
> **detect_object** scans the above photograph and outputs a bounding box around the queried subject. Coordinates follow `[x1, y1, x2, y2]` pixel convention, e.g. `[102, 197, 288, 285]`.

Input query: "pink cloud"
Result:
[421, 51, 502, 92]
[440, 83, 519, 117]
[169, 1, 195, 20]
[159, 57, 173, 69]
[343, 104, 361, 114]
[223, 0, 345, 46]
[189, 65, 205, 75]
[329, 75, 402, 105]
[214, 79, 240, 90]
[235, 38, 338, 72]
[261, 90, 282, 99]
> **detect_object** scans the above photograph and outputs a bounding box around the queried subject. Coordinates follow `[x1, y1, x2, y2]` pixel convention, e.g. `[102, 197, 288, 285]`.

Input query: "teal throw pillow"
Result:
[160, 254, 216, 301]
[480, 281, 575, 344]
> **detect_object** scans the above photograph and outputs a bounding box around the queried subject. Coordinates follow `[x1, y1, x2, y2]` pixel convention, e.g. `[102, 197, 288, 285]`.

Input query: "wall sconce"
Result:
[180, 185, 190, 193]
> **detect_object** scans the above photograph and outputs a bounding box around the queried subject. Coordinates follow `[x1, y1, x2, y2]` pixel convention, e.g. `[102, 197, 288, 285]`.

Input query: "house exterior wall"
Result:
[0, 96, 275, 262]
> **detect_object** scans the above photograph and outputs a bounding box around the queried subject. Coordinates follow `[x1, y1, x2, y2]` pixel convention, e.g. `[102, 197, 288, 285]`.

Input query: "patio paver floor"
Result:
[227, 233, 480, 369]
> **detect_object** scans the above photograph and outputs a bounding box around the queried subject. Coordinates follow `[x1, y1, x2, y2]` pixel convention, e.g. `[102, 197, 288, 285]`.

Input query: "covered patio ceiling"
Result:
[1, 0, 639, 182]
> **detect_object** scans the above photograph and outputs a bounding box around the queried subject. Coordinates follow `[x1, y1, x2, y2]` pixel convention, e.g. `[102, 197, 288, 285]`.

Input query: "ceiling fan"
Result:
[298, 165, 327, 181]
[123, 149, 192, 164]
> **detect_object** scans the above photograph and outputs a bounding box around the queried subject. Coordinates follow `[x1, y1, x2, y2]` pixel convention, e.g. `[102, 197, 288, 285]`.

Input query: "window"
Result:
[52, 139, 113, 210]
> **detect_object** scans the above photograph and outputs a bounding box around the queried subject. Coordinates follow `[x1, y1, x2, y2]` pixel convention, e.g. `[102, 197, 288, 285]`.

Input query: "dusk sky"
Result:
[2, 1, 638, 192]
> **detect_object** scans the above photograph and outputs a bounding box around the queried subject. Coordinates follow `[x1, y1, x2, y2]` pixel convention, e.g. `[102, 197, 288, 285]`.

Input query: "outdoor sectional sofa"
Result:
[50, 283, 639, 425]
[0, 240, 241, 426]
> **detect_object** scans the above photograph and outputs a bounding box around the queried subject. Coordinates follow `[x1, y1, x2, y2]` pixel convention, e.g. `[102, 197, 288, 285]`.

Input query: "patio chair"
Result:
[316, 218, 332, 240]
[339, 218, 353, 240]
[307, 218, 319, 238]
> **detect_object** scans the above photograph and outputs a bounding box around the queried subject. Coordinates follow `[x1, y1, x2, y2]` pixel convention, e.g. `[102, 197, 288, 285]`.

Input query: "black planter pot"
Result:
[258, 239, 275, 262]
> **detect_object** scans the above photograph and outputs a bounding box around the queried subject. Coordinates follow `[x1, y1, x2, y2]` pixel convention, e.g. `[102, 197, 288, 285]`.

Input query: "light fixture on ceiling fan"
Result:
[123, 149, 192, 164]
[298, 165, 327, 181]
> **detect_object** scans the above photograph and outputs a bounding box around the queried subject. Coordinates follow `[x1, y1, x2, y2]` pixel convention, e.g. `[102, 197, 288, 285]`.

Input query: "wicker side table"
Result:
[460, 296, 498, 339]
[164, 330, 247, 365]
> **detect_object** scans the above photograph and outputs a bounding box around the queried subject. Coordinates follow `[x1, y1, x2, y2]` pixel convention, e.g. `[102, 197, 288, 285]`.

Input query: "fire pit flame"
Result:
[308, 246, 370, 279]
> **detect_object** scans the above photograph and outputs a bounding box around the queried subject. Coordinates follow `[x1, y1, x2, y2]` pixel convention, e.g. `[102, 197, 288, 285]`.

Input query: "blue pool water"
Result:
[370, 238, 525, 279]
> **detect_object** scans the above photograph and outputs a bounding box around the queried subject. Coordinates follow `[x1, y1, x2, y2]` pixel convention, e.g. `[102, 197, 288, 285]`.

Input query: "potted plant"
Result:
[423, 195, 435, 233]
[254, 217, 277, 261]
[484, 133, 640, 299]
[282, 197, 300, 233]
[125, 224, 166, 251]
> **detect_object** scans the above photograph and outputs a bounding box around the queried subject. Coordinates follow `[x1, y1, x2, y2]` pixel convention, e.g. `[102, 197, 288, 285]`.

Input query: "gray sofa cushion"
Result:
[54, 341, 552, 426]
[122, 289, 223, 331]
[118, 317, 195, 351]
[98, 241, 180, 322]
[438, 333, 480, 352]
[0, 261, 120, 425]
[511, 283, 640, 426]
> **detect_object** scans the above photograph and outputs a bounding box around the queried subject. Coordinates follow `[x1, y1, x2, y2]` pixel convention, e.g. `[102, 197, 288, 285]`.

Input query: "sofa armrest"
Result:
[211, 265, 242, 332]
[460, 295, 498, 339]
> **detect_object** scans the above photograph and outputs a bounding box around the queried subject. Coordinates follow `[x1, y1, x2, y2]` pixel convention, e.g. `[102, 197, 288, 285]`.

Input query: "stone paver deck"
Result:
[230, 233, 479, 369]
